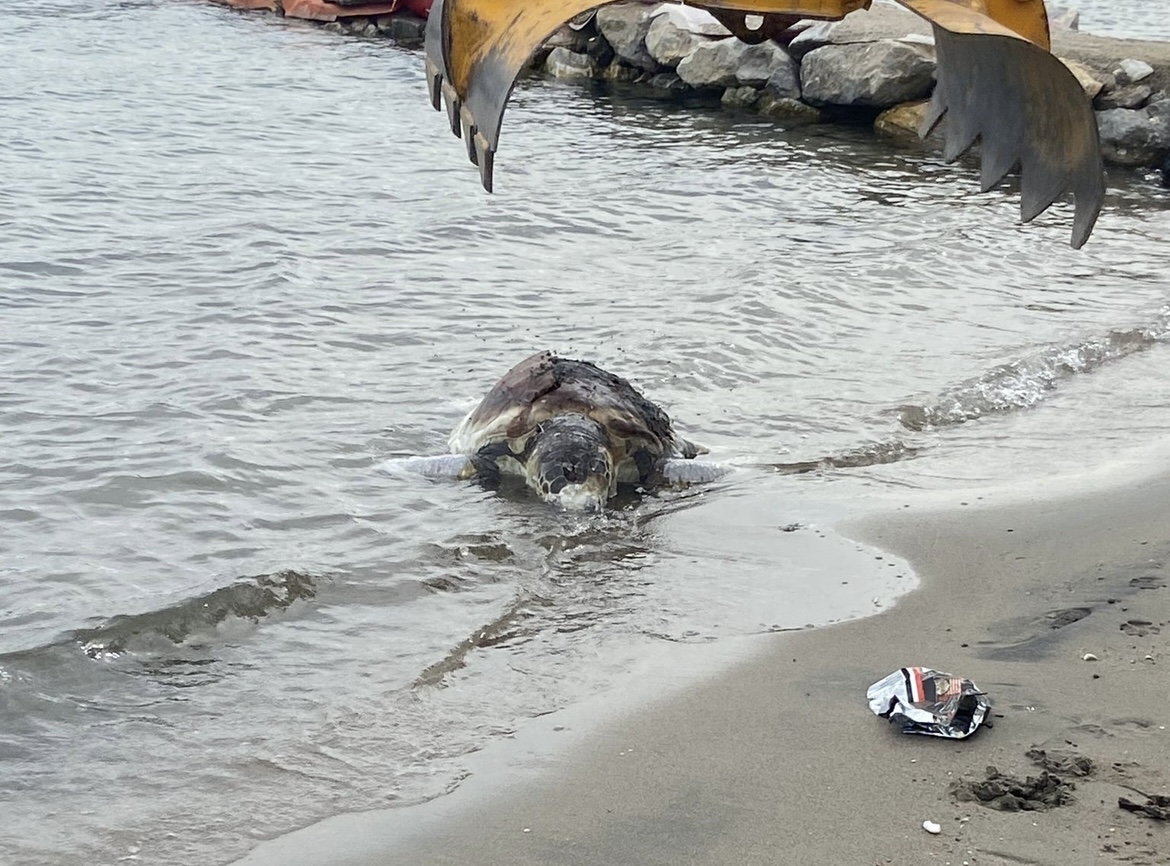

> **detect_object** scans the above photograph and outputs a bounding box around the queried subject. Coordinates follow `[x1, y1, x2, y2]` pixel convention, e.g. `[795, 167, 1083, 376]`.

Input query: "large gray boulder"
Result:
[676, 38, 741, 88]
[787, 4, 930, 59]
[787, 20, 836, 60]
[762, 53, 801, 99]
[801, 40, 935, 108]
[544, 47, 597, 79]
[736, 42, 796, 87]
[1148, 97, 1170, 119]
[645, 13, 707, 68]
[677, 38, 796, 89]
[1096, 106, 1170, 166]
[595, 4, 658, 71]
[1095, 83, 1152, 111]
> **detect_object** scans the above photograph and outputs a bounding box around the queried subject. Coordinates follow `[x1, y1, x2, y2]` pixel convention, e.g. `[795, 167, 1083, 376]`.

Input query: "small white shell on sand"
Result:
[922, 820, 941, 835]
[1082, 652, 1099, 661]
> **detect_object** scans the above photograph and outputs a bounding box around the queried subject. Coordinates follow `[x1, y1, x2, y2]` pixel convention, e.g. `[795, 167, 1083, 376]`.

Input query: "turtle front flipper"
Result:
[469, 440, 525, 489]
[383, 454, 478, 479]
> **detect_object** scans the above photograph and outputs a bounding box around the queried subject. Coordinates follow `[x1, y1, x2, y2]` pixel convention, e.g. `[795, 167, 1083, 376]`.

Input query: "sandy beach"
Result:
[238, 469, 1170, 866]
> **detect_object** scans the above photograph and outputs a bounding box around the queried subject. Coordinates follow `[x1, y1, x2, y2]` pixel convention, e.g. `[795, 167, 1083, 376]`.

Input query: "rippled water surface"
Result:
[4, 3, 1170, 865]
[1074, 0, 1170, 40]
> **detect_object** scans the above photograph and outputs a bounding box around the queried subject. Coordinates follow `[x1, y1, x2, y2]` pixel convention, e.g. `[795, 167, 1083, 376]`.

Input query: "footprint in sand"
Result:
[1119, 618, 1161, 637]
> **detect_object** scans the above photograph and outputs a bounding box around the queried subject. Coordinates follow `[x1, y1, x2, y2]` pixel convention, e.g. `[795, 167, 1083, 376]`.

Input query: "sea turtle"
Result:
[390, 351, 725, 511]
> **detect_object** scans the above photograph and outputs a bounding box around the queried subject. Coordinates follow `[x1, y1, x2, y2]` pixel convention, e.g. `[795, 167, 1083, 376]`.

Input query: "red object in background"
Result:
[281, 0, 397, 21]
[211, 0, 431, 21]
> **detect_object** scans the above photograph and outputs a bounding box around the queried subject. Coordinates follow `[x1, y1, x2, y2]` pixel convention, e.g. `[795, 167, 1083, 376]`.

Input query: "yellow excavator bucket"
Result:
[425, 0, 1104, 247]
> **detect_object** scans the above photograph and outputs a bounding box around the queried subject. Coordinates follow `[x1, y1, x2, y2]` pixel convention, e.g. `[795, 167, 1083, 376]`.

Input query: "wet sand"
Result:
[239, 470, 1170, 866]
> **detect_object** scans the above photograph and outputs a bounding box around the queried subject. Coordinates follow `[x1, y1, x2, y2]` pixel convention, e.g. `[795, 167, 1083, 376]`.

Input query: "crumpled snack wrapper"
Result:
[867, 667, 991, 739]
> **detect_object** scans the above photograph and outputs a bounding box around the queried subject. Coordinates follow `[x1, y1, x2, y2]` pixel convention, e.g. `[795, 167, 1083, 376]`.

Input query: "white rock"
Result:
[923, 820, 941, 835]
[1118, 58, 1155, 84]
[649, 3, 729, 37]
[1082, 652, 1098, 661]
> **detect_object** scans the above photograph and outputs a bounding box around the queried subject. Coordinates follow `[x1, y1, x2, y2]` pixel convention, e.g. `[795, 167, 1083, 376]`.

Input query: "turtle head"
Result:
[524, 415, 614, 512]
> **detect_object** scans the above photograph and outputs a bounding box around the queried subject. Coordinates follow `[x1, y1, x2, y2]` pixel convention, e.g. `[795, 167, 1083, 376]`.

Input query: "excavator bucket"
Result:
[425, 0, 1105, 247]
[900, 0, 1103, 247]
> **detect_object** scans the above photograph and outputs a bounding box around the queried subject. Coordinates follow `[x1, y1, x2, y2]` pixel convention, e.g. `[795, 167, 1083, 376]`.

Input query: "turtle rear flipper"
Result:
[383, 454, 477, 480]
[675, 437, 709, 460]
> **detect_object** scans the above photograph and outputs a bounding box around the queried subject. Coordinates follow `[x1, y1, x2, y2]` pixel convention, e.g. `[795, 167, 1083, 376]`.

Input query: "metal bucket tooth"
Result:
[460, 104, 479, 166]
[1020, 169, 1069, 224]
[423, 0, 448, 111]
[980, 137, 1022, 193]
[941, 113, 981, 164]
[441, 80, 462, 139]
[920, 90, 947, 138]
[474, 131, 495, 193]
[926, 25, 1103, 248]
[424, 56, 443, 112]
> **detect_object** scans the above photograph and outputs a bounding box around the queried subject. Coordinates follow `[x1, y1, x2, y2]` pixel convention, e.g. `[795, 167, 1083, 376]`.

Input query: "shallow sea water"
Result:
[1073, 0, 1170, 41]
[2, 3, 1170, 865]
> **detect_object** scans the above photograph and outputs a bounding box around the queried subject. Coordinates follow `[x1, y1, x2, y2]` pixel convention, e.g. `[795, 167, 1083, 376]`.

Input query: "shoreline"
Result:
[236, 470, 1170, 865]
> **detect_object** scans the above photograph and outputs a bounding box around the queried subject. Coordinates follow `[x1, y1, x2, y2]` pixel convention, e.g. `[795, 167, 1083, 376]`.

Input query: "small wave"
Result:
[76, 570, 317, 657]
[769, 439, 924, 474]
[898, 314, 1170, 432]
[1, 571, 317, 663]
